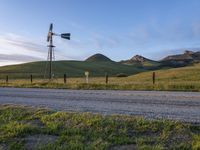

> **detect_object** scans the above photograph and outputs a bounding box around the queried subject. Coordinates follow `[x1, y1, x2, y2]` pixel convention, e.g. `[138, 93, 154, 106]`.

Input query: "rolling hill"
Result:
[85, 53, 113, 62]
[127, 62, 200, 83]
[0, 60, 144, 78]
[1, 50, 200, 79]
[107, 63, 200, 91]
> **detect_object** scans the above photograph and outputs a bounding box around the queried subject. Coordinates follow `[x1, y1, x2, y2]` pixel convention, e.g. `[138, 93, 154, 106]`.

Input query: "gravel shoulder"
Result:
[0, 87, 200, 123]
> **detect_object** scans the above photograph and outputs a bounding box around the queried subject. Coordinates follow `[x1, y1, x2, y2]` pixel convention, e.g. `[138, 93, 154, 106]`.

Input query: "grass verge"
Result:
[1, 80, 200, 92]
[0, 104, 199, 150]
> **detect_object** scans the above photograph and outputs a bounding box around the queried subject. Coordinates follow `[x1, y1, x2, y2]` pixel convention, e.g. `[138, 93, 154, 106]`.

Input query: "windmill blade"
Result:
[61, 33, 71, 40]
[49, 23, 53, 32]
[47, 23, 53, 42]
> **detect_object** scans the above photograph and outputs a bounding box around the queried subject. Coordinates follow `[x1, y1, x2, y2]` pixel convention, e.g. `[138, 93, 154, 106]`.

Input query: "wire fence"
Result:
[0, 72, 157, 85]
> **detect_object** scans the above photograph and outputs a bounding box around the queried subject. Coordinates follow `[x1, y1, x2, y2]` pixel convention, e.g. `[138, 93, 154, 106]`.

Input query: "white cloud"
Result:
[0, 33, 89, 66]
[0, 33, 47, 66]
[0, 54, 42, 62]
[0, 33, 46, 55]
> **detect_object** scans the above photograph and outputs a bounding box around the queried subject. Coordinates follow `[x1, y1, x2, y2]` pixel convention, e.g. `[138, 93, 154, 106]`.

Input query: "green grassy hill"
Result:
[85, 53, 113, 62]
[110, 63, 200, 91]
[0, 60, 144, 78]
[127, 63, 200, 82]
[3, 51, 200, 80]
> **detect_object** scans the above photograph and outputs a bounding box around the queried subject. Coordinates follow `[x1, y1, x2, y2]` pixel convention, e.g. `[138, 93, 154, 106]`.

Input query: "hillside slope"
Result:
[127, 63, 200, 83]
[0, 60, 144, 78]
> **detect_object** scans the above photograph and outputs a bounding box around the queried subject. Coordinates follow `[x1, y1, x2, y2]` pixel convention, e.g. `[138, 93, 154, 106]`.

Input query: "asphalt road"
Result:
[0, 87, 200, 123]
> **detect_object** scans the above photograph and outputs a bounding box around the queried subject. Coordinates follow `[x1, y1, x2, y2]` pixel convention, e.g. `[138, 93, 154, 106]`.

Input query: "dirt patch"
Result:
[19, 119, 44, 129]
[29, 119, 44, 128]
[24, 134, 57, 150]
[110, 144, 137, 150]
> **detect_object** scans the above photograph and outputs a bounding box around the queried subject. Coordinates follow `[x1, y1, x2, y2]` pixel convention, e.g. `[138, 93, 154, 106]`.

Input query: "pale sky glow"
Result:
[0, 0, 200, 66]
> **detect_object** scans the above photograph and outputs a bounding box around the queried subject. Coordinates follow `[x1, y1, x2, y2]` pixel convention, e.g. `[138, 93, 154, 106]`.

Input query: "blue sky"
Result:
[0, 0, 200, 66]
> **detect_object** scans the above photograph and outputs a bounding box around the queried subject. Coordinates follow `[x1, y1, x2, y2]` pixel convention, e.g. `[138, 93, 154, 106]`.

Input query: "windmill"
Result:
[46, 23, 70, 79]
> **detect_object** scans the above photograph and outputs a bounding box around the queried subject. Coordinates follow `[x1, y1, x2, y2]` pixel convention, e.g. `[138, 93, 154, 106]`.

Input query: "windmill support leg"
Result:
[49, 47, 52, 80]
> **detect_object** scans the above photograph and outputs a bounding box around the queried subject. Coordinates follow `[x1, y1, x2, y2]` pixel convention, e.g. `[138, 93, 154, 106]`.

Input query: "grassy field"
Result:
[1, 63, 200, 91]
[0, 104, 199, 150]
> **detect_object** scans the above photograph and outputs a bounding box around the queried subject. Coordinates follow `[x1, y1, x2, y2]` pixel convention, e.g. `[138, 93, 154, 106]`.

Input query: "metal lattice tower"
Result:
[46, 23, 71, 80]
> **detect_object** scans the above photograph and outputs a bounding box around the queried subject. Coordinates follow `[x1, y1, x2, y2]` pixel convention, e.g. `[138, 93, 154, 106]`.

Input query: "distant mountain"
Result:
[120, 55, 161, 69]
[85, 53, 113, 62]
[120, 50, 200, 68]
[161, 50, 200, 67]
[121, 55, 152, 64]
[162, 50, 194, 61]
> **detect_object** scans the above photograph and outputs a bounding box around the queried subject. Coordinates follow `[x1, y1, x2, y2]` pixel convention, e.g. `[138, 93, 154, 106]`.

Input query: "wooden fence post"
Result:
[152, 72, 155, 84]
[30, 74, 33, 83]
[64, 74, 67, 84]
[105, 73, 108, 84]
[6, 75, 8, 84]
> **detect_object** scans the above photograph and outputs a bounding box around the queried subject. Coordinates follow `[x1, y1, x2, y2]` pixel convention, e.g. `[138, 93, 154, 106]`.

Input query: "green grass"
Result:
[0, 105, 199, 150]
[1, 63, 200, 91]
